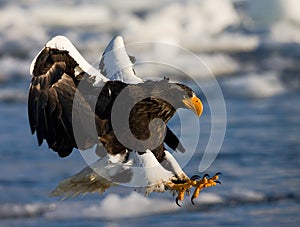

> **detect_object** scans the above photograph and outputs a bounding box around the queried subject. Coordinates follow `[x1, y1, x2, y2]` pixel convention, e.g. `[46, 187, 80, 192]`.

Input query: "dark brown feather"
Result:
[28, 47, 104, 157]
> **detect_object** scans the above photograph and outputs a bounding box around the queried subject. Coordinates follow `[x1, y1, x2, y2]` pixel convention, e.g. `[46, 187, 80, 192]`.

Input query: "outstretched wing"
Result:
[28, 36, 107, 157]
[99, 36, 142, 84]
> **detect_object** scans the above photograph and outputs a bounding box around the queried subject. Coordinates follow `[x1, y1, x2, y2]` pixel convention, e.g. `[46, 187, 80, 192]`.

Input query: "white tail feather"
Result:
[50, 165, 116, 198]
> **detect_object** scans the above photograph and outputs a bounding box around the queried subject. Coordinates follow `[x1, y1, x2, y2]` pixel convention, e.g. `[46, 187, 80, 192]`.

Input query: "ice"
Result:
[0, 192, 224, 220]
[0, 0, 297, 102]
[0, 57, 30, 82]
[46, 191, 226, 219]
[85, 192, 177, 219]
[0, 88, 27, 103]
[222, 72, 287, 98]
[188, 192, 223, 205]
[270, 21, 300, 43]
[248, 0, 300, 43]
[0, 0, 257, 59]
[280, 0, 300, 25]
[0, 203, 54, 219]
[270, 0, 300, 43]
[46, 192, 178, 219]
[129, 42, 240, 79]
[0, 5, 48, 56]
[231, 189, 265, 202]
[181, 32, 259, 53]
[32, 5, 111, 28]
[122, 0, 242, 48]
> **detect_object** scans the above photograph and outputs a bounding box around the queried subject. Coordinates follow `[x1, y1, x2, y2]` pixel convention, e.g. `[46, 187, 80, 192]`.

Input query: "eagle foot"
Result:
[168, 172, 222, 207]
[190, 172, 222, 205]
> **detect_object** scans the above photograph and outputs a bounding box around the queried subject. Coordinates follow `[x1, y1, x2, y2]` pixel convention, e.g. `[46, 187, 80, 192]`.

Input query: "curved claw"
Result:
[175, 197, 181, 207]
[186, 189, 190, 196]
[191, 196, 195, 205]
[203, 173, 210, 178]
[215, 180, 221, 185]
[191, 175, 201, 181]
[215, 172, 222, 176]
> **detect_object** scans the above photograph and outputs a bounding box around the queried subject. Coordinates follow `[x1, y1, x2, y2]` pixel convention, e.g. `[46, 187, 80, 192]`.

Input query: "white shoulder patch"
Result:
[30, 35, 108, 87]
[100, 36, 143, 84]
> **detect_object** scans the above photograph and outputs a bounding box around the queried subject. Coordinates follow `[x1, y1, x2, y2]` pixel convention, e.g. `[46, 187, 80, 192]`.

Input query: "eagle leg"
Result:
[191, 172, 222, 205]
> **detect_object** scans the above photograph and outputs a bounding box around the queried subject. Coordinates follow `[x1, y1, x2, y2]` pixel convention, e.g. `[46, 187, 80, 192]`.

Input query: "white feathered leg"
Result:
[135, 150, 175, 194]
[161, 150, 189, 181]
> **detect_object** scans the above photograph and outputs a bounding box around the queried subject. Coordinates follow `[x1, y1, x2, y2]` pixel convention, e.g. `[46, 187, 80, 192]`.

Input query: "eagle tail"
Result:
[50, 165, 115, 198]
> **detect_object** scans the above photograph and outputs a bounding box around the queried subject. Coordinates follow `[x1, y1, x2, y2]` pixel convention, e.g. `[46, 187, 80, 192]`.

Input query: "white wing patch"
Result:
[30, 35, 108, 87]
[100, 36, 143, 84]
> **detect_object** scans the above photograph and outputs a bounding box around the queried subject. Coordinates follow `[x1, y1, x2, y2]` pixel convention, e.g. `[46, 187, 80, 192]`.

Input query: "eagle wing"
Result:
[28, 36, 107, 157]
[99, 36, 142, 84]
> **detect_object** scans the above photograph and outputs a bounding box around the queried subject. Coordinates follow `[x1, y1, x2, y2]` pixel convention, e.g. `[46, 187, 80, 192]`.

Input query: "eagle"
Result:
[28, 35, 221, 206]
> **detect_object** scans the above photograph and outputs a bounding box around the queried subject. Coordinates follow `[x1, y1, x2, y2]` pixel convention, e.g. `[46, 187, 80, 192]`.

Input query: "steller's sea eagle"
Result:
[28, 35, 221, 206]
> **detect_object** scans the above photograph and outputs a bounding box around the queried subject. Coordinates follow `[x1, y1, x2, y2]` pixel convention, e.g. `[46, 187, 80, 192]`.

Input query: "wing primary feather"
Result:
[28, 85, 36, 134]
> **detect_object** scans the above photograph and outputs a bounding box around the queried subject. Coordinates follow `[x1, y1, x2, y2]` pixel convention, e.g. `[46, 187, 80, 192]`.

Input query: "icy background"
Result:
[0, 0, 299, 226]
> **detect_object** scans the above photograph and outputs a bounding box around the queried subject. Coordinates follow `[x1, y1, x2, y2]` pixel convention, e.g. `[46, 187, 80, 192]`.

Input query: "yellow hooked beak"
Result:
[182, 96, 203, 117]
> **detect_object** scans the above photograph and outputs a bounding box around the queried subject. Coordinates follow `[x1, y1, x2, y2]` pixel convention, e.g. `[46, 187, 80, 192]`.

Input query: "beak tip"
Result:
[183, 96, 203, 117]
[196, 109, 202, 117]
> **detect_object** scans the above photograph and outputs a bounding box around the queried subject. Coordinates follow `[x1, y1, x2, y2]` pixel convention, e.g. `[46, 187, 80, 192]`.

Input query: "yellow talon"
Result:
[168, 172, 222, 207]
[191, 187, 201, 205]
[167, 179, 195, 207]
[175, 188, 186, 207]
[191, 172, 222, 205]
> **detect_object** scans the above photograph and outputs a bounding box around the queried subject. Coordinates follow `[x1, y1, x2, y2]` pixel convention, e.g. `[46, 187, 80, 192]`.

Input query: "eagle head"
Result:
[175, 83, 203, 117]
